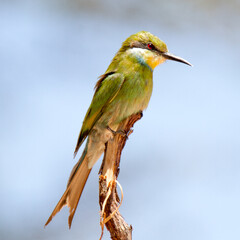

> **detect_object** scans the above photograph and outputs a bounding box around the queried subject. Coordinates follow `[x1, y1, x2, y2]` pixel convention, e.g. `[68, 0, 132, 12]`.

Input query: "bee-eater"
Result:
[45, 31, 191, 228]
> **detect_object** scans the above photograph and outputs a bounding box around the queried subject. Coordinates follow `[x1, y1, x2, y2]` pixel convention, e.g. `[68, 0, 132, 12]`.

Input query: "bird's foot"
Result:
[107, 126, 129, 139]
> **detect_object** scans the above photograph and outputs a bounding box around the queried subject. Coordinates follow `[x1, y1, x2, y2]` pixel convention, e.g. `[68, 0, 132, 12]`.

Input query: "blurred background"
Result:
[1, 0, 240, 239]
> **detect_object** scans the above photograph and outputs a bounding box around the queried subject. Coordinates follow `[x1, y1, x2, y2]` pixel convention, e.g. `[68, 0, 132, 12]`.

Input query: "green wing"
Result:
[74, 72, 125, 157]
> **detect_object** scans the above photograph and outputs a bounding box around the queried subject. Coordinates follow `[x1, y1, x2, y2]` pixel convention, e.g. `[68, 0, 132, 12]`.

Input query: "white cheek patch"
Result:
[127, 48, 150, 58]
[127, 48, 164, 70]
[127, 48, 153, 70]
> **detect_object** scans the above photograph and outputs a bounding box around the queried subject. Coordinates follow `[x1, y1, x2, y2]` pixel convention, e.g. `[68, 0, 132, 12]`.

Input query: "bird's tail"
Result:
[45, 143, 91, 228]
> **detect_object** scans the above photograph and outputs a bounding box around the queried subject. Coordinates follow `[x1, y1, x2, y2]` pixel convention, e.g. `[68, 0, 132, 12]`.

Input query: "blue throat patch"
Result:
[135, 55, 153, 72]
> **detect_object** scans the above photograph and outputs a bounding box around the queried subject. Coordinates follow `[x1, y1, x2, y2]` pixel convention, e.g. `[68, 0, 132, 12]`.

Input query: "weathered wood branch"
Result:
[99, 112, 143, 240]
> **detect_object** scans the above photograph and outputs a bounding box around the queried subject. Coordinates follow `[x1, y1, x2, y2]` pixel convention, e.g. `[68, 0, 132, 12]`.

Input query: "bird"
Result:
[45, 31, 191, 228]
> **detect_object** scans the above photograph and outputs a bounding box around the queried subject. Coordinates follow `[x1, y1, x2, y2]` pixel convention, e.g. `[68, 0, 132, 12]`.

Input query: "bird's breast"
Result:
[102, 70, 153, 127]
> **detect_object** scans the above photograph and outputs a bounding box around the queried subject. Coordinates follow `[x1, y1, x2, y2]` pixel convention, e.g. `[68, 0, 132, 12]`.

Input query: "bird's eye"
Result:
[147, 43, 154, 50]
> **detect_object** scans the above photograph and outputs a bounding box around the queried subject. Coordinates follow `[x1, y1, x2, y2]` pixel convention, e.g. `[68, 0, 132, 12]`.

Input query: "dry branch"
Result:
[99, 111, 143, 240]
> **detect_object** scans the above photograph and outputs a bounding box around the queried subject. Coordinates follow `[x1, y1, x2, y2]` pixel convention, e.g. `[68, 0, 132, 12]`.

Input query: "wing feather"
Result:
[73, 72, 125, 156]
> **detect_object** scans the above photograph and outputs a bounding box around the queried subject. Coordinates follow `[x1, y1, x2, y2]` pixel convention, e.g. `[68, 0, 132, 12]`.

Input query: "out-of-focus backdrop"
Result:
[1, 0, 240, 239]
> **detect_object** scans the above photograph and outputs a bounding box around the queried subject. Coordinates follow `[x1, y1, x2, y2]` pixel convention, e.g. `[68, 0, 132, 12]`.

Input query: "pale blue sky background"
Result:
[1, 0, 240, 239]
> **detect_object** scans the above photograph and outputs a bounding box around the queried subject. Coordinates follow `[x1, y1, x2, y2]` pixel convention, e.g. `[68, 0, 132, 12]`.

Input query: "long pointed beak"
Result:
[162, 52, 192, 66]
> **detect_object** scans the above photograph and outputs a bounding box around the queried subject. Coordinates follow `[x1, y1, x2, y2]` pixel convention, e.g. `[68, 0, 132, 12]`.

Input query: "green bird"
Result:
[45, 31, 191, 228]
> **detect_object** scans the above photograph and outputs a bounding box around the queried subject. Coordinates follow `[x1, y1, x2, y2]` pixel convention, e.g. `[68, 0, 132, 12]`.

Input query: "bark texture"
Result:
[99, 112, 143, 240]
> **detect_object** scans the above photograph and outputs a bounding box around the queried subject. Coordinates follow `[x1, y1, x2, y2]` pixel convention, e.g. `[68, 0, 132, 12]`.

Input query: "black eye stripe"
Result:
[130, 41, 158, 52]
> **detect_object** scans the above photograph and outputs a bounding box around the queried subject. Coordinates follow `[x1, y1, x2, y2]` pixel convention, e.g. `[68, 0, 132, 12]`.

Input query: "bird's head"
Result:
[119, 31, 192, 70]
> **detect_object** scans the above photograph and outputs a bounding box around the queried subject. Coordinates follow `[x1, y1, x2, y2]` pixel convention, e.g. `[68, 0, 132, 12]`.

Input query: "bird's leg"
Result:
[107, 126, 129, 139]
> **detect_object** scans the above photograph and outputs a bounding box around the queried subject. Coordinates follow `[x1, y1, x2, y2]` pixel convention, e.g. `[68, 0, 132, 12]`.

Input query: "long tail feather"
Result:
[45, 145, 91, 228]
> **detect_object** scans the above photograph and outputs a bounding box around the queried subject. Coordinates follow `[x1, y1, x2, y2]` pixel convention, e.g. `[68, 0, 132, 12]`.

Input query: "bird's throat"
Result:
[128, 48, 165, 70]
